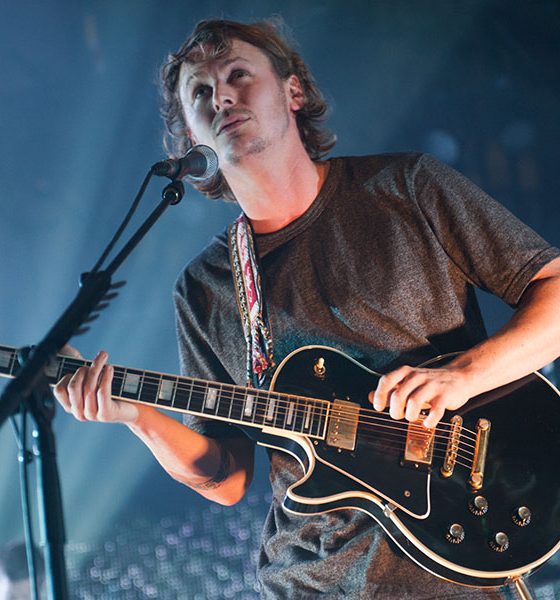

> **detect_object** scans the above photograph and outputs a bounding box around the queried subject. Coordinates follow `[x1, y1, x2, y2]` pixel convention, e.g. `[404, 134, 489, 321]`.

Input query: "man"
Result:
[54, 19, 560, 599]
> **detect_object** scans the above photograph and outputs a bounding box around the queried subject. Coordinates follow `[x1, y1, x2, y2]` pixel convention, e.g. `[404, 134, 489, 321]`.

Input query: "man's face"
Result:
[178, 39, 302, 166]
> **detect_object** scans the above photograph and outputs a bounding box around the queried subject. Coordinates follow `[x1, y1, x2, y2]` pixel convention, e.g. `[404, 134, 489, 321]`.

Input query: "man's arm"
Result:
[371, 255, 560, 428]
[53, 352, 254, 506]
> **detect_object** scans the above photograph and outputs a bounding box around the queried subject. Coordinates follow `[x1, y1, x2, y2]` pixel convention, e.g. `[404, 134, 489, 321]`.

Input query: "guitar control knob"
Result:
[512, 506, 532, 527]
[446, 523, 465, 544]
[489, 532, 509, 552]
[469, 495, 489, 516]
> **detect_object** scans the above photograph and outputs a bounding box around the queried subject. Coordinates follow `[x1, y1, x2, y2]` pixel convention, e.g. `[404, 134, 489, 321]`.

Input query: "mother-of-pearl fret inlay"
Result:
[45, 359, 60, 379]
[158, 379, 175, 401]
[244, 393, 255, 417]
[123, 372, 141, 394]
[265, 397, 276, 421]
[0, 350, 12, 368]
[205, 386, 218, 410]
[304, 403, 311, 429]
[286, 402, 295, 426]
[0, 345, 330, 441]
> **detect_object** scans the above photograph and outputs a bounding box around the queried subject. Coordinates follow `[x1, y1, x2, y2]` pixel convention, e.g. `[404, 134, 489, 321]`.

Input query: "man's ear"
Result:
[287, 75, 305, 112]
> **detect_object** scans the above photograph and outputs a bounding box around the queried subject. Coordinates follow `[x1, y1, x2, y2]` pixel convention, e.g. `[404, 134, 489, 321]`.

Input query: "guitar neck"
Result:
[0, 345, 328, 439]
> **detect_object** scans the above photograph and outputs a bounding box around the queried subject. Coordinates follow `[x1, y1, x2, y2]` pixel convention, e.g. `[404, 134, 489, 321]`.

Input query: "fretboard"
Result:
[0, 345, 328, 439]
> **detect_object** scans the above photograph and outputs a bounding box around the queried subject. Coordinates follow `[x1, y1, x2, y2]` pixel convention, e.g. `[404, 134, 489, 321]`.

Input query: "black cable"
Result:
[89, 169, 154, 274]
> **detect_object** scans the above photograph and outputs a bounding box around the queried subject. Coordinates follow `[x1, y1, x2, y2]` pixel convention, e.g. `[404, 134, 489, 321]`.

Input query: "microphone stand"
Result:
[0, 177, 185, 600]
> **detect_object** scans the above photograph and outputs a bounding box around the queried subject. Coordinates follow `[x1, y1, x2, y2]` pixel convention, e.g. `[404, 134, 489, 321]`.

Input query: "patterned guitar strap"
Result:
[228, 214, 275, 389]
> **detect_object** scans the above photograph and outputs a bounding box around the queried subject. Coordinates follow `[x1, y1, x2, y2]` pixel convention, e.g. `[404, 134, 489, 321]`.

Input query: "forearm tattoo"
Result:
[189, 444, 232, 491]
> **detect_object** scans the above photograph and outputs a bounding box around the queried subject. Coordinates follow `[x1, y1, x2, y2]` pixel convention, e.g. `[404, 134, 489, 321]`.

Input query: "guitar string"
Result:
[351, 435, 473, 470]
[17, 353, 479, 448]
[352, 420, 475, 458]
[108, 372, 478, 450]
[354, 432, 473, 466]
[53, 357, 479, 446]
[114, 367, 479, 442]
[355, 422, 476, 457]
[59, 359, 478, 462]
[116, 367, 477, 464]
[21, 355, 481, 450]
[6, 353, 478, 466]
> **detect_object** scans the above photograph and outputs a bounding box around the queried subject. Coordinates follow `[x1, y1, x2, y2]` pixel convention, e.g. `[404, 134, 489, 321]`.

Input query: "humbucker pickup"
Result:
[326, 400, 360, 451]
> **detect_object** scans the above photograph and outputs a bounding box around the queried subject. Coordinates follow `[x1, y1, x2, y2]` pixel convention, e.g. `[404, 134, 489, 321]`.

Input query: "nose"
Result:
[212, 81, 236, 112]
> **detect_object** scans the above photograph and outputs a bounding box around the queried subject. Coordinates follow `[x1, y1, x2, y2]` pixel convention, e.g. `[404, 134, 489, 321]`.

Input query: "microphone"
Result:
[151, 145, 219, 181]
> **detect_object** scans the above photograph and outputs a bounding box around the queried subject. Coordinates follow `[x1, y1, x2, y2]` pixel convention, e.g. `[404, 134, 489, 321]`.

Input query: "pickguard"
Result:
[269, 346, 431, 517]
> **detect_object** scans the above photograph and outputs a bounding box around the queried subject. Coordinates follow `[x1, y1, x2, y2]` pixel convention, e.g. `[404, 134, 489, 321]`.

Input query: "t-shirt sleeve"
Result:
[173, 268, 246, 440]
[411, 154, 560, 307]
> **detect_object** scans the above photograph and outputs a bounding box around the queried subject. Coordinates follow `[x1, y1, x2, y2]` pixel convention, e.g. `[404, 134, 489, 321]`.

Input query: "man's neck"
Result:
[222, 144, 328, 234]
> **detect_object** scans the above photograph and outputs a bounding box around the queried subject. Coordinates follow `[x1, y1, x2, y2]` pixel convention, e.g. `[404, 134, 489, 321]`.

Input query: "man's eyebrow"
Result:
[221, 56, 250, 67]
[184, 56, 250, 87]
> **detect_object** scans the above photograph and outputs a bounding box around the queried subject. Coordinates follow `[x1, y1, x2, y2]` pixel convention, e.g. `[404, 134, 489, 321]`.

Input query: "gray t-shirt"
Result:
[174, 153, 559, 599]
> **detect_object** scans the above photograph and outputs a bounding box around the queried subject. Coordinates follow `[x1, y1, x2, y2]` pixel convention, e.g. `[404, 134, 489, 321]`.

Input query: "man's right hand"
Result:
[53, 350, 141, 424]
[53, 347, 254, 505]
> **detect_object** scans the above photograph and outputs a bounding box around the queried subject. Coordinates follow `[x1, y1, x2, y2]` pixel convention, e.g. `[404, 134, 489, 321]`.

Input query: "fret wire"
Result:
[298, 396, 306, 434]
[226, 383, 234, 421]
[154, 374, 161, 406]
[221, 382, 228, 415]
[289, 396, 298, 433]
[118, 367, 126, 396]
[137, 371, 145, 402]
[186, 383, 327, 431]
[275, 394, 286, 429]
[54, 356, 64, 382]
[238, 388, 246, 421]
[170, 376, 179, 408]
[290, 398, 298, 431]
[170, 380, 458, 440]
[187, 377, 195, 411]
[9, 350, 17, 377]
[202, 381, 209, 413]
[0, 349, 334, 436]
[2, 351, 482, 443]
[311, 402, 321, 433]
[54, 358, 327, 424]
[42, 355, 333, 433]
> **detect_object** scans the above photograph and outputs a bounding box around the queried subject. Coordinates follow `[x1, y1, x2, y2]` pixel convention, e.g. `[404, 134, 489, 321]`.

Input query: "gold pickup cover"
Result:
[326, 400, 360, 451]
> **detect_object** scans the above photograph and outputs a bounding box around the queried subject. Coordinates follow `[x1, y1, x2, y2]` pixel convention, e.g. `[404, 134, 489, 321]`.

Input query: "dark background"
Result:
[0, 0, 558, 592]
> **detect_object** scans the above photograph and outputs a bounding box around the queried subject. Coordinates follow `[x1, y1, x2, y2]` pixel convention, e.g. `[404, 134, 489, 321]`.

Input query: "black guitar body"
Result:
[2, 341, 557, 589]
[243, 345, 560, 589]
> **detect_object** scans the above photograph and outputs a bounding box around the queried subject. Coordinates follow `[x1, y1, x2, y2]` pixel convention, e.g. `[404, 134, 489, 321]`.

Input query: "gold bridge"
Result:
[441, 415, 463, 478]
[469, 418, 491, 491]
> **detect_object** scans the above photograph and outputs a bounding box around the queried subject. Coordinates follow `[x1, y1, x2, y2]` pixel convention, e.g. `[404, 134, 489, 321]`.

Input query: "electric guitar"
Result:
[1, 343, 559, 591]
